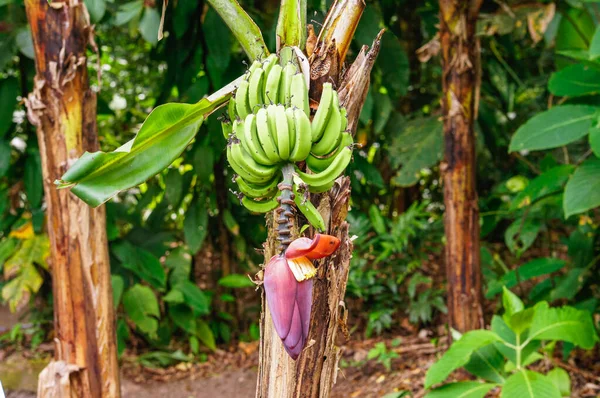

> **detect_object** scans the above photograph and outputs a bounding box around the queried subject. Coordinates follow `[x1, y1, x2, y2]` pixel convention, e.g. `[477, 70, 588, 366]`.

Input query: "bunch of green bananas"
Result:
[222, 53, 354, 231]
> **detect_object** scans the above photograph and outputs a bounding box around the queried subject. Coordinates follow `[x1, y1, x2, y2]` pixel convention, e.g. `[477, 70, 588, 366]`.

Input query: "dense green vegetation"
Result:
[0, 0, 598, 395]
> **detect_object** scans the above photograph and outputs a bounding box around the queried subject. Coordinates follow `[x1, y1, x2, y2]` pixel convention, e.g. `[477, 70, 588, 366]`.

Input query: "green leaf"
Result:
[162, 289, 185, 303]
[122, 284, 160, 337]
[15, 27, 34, 59]
[486, 258, 566, 298]
[528, 302, 598, 349]
[464, 345, 506, 384]
[373, 92, 393, 134]
[590, 127, 600, 157]
[389, 116, 443, 187]
[501, 370, 560, 398]
[0, 77, 18, 138]
[139, 7, 160, 45]
[511, 166, 574, 210]
[165, 168, 184, 206]
[425, 330, 502, 388]
[196, 319, 216, 350]
[222, 209, 239, 236]
[546, 368, 571, 397]
[184, 197, 209, 254]
[378, 31, 409, 98]
[24, 151, 43, 209]
[169, 304, 196, 334]
[425, 382, 496, 398]
[0, 238, 18, 268]
[192, 144, 215, 185]
[116, 319, 129, 357]
[504, 217, 541, 257]
[368, 205, 387, 235]
[218, 274, 254, 288]
[164, 247, 192, 286]
[175, 281, 209, 315]
[550, 268, 587, 301]
[0, 139, 10, 178]
[115, 1, 143, 26]
[502, 287, 524, 318]
[58, 96, 228, 207]
[112, 241, 166, 289]
[206, 0, 268, 60]
[548, 64, 600, 97]
[84, 0, 106, 23]
[509, 105, 598, 152]
[563, 157, 600, 217]
[111, 275, 124, 308]
[589, 26, 600, 59]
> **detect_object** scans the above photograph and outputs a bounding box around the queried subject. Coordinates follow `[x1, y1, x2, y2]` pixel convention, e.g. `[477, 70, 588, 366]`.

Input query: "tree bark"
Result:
[439, 0, 484, 333]
[255, 2, 383, 396]
[24, 1, 120, 397]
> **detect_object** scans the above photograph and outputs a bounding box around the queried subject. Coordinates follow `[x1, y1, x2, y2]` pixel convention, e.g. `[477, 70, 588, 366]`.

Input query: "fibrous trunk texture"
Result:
[439, 0, 484, 333]
[24, 1, 120, 397]
[256, 2, 385, 396]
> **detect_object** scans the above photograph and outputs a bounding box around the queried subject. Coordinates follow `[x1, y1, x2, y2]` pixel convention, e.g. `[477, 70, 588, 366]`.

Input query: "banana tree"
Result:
[58, 0, 381, 395]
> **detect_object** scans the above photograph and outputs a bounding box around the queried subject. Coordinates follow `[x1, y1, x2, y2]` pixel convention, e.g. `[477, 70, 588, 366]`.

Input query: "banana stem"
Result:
[275, 163, 296, 254]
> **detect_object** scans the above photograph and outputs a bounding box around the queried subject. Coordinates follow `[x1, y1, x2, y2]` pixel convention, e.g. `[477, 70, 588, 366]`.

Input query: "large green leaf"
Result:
[389, 116, 443, 187]
[164, 247, 192, 286]
[84, 0, 106, 23]
[527, 301, 598, 349]
[464, 345, 506, 384]
[218, 274, 255, 288]
[425, 382, 496, 398]
[139, 7, 161, 45]
[504, 217, 541, 257]
[425, 330, 502, 388]
[122, 284, 160, 337]
[184, 197, 209, 254]
[501, 370, 560, 398]
[486, 258, 566, 298]
[112, 241, 166, 289]
[546, 368, 571, 397]
[58, 95, 230, 207]
[197, 319, 216, 351]
[509, 105, 598, 152]
[548, 64, 600, 97]
[563, 157, 600, 217]
[175, 281, 209, 315]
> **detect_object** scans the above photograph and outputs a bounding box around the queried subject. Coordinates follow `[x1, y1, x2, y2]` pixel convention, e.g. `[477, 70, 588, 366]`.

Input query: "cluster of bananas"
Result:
[222, 53, 354, 230]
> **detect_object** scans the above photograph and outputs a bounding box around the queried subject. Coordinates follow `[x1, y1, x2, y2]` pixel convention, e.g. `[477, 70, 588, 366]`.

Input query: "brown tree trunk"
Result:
[24, 1, 120, 397]
[255, 2, 382, 397]
[439, 0, 484, 333]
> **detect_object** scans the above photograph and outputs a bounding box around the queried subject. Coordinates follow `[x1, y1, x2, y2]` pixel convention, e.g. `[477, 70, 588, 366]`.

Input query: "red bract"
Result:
[285, 234, 340, 260]
[263, 255, 312, 359]
[263, 234, 341, 360]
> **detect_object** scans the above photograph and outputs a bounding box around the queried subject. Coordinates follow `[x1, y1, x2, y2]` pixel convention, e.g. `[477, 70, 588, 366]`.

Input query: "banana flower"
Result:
[263, 234, 340, 359]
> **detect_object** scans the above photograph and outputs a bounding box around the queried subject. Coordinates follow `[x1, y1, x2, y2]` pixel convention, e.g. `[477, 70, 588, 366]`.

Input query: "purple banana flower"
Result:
[263, 234, 341, 360]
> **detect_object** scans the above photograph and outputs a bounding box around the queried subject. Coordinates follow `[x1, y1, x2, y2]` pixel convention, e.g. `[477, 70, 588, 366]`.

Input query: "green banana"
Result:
[290, 72, 310, 116]
[241, 196, 279, 213]
[285, 107, 297, 160]
[311, 83, 334, 142]
[236, 175, 279, 199]
[293, 184, 326, 231]
[227, 142, 277, 184]
[243, 114, 273, 165]
[261, 54, 278, 85]
[233, 119, 252, 155]
[248, 68, 265, 112]
[340, 107, 348, 132]
[289, 108, 312, 162]
[295, 146, 352, 187]
[293, 176, 335, 193]
[274, 105, 290, 160]
[235, 80, 251, 120]
[247, 60, 261, 75]
[264, 64, 282, 105]
[311, 91, 342, 156]
[221, 120, 232, 140]
[306, 132, 353, 173]
[228, 97, 237, 121]
[256, 108, 281, 164]
[279, 63, 296, 106]
[266, 104, 279, 147]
